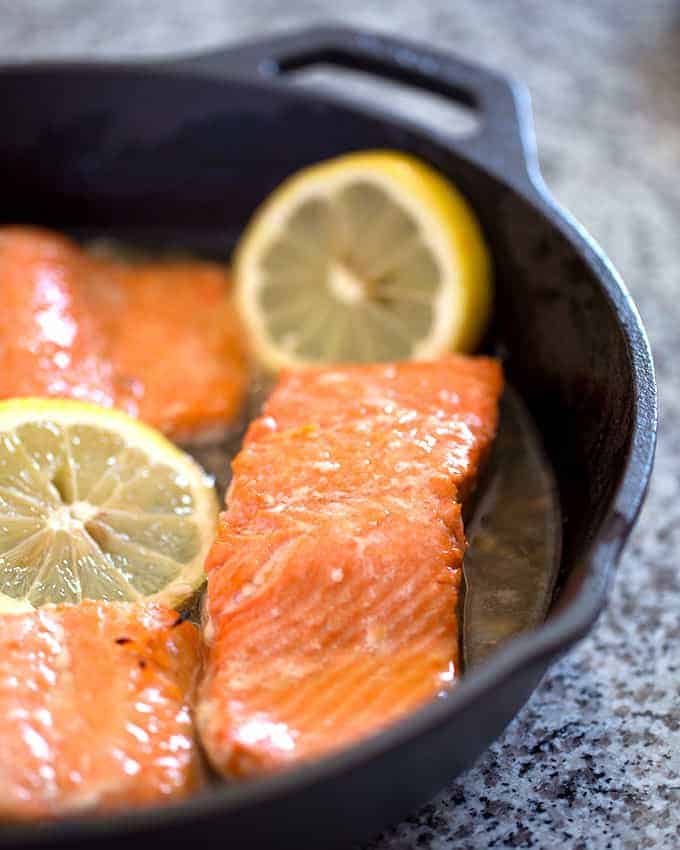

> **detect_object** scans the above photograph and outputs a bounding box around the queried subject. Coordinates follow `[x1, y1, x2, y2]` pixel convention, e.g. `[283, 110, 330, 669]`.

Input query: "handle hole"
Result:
[280, 62, 481, 139]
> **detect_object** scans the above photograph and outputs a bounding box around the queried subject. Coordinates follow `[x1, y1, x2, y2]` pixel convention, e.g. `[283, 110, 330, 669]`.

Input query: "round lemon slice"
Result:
[234, 150, 492, 370]
[0, 399, 218, 613]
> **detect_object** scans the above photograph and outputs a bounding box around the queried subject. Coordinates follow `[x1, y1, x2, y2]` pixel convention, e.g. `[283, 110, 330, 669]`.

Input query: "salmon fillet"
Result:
[0, 601, 203, 821]
[0, 226, 247, 441]
[0, 227, 122, 409]
[198, 356, 503, 777]
[90, 258, 247, 442]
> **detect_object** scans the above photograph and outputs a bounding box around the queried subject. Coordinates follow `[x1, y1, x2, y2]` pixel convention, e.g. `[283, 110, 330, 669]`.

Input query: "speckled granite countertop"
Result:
[1, 1, 678, 847]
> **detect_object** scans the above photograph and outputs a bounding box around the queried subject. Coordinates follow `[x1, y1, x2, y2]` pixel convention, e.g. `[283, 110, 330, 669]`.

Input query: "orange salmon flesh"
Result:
[198, 356, 503, 777]
[0, 227, 247, 441]
[0, 602, 203, 821]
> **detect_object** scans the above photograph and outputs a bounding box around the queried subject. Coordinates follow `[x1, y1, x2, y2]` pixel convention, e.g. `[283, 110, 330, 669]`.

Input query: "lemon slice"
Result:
[0, 399, 218, 613]
[234, 150, 492, 370]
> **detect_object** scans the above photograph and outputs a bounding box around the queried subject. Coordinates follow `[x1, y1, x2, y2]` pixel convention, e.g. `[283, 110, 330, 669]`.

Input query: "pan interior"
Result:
[79, 229, 562, 674]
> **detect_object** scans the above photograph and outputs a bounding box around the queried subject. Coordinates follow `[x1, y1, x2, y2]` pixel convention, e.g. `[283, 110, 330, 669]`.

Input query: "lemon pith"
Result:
[234, 150, 492, 371]
[0, 398, 218, 614]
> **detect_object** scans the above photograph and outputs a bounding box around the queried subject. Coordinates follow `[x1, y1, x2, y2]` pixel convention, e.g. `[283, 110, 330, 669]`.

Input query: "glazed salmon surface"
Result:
[0, 601, 202, 821]
[199, 356, 503, 777]
[92, 259, 247, 441]
[0, 226, 247, 440]
[0, 227, 122, 409]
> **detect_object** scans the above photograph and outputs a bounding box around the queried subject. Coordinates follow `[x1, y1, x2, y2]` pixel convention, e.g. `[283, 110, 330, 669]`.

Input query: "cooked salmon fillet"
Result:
[91, 258, 247, 441]
[198, 356, 503, 777]
[0, 227, 122, 410]
[0, 601, 203, 821]
[0, 226, 247, 441]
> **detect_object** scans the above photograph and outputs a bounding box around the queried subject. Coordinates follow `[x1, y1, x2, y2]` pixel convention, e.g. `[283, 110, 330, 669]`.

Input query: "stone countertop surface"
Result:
[1, 1, 678, 847]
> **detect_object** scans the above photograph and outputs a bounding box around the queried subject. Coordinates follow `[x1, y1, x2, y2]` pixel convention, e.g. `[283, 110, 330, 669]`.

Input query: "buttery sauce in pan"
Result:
[462, 387, 561, 668]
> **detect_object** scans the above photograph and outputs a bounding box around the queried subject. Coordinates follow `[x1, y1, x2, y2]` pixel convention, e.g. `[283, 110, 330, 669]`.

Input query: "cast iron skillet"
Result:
[0, 27, 657, 850]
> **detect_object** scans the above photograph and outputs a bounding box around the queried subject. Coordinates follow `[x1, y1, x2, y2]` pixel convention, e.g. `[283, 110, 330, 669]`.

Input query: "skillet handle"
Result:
[176, 26, 540, 190]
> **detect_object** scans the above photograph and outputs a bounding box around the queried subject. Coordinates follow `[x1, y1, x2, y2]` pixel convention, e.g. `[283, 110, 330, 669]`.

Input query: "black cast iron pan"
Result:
[0, 26, 657, 850]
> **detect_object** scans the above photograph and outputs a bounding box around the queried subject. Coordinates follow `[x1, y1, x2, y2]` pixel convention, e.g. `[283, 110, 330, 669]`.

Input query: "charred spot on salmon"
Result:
[138, 659, 148, 669]
[172, 611, 191, 628]
[115, 637, 132, 645]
